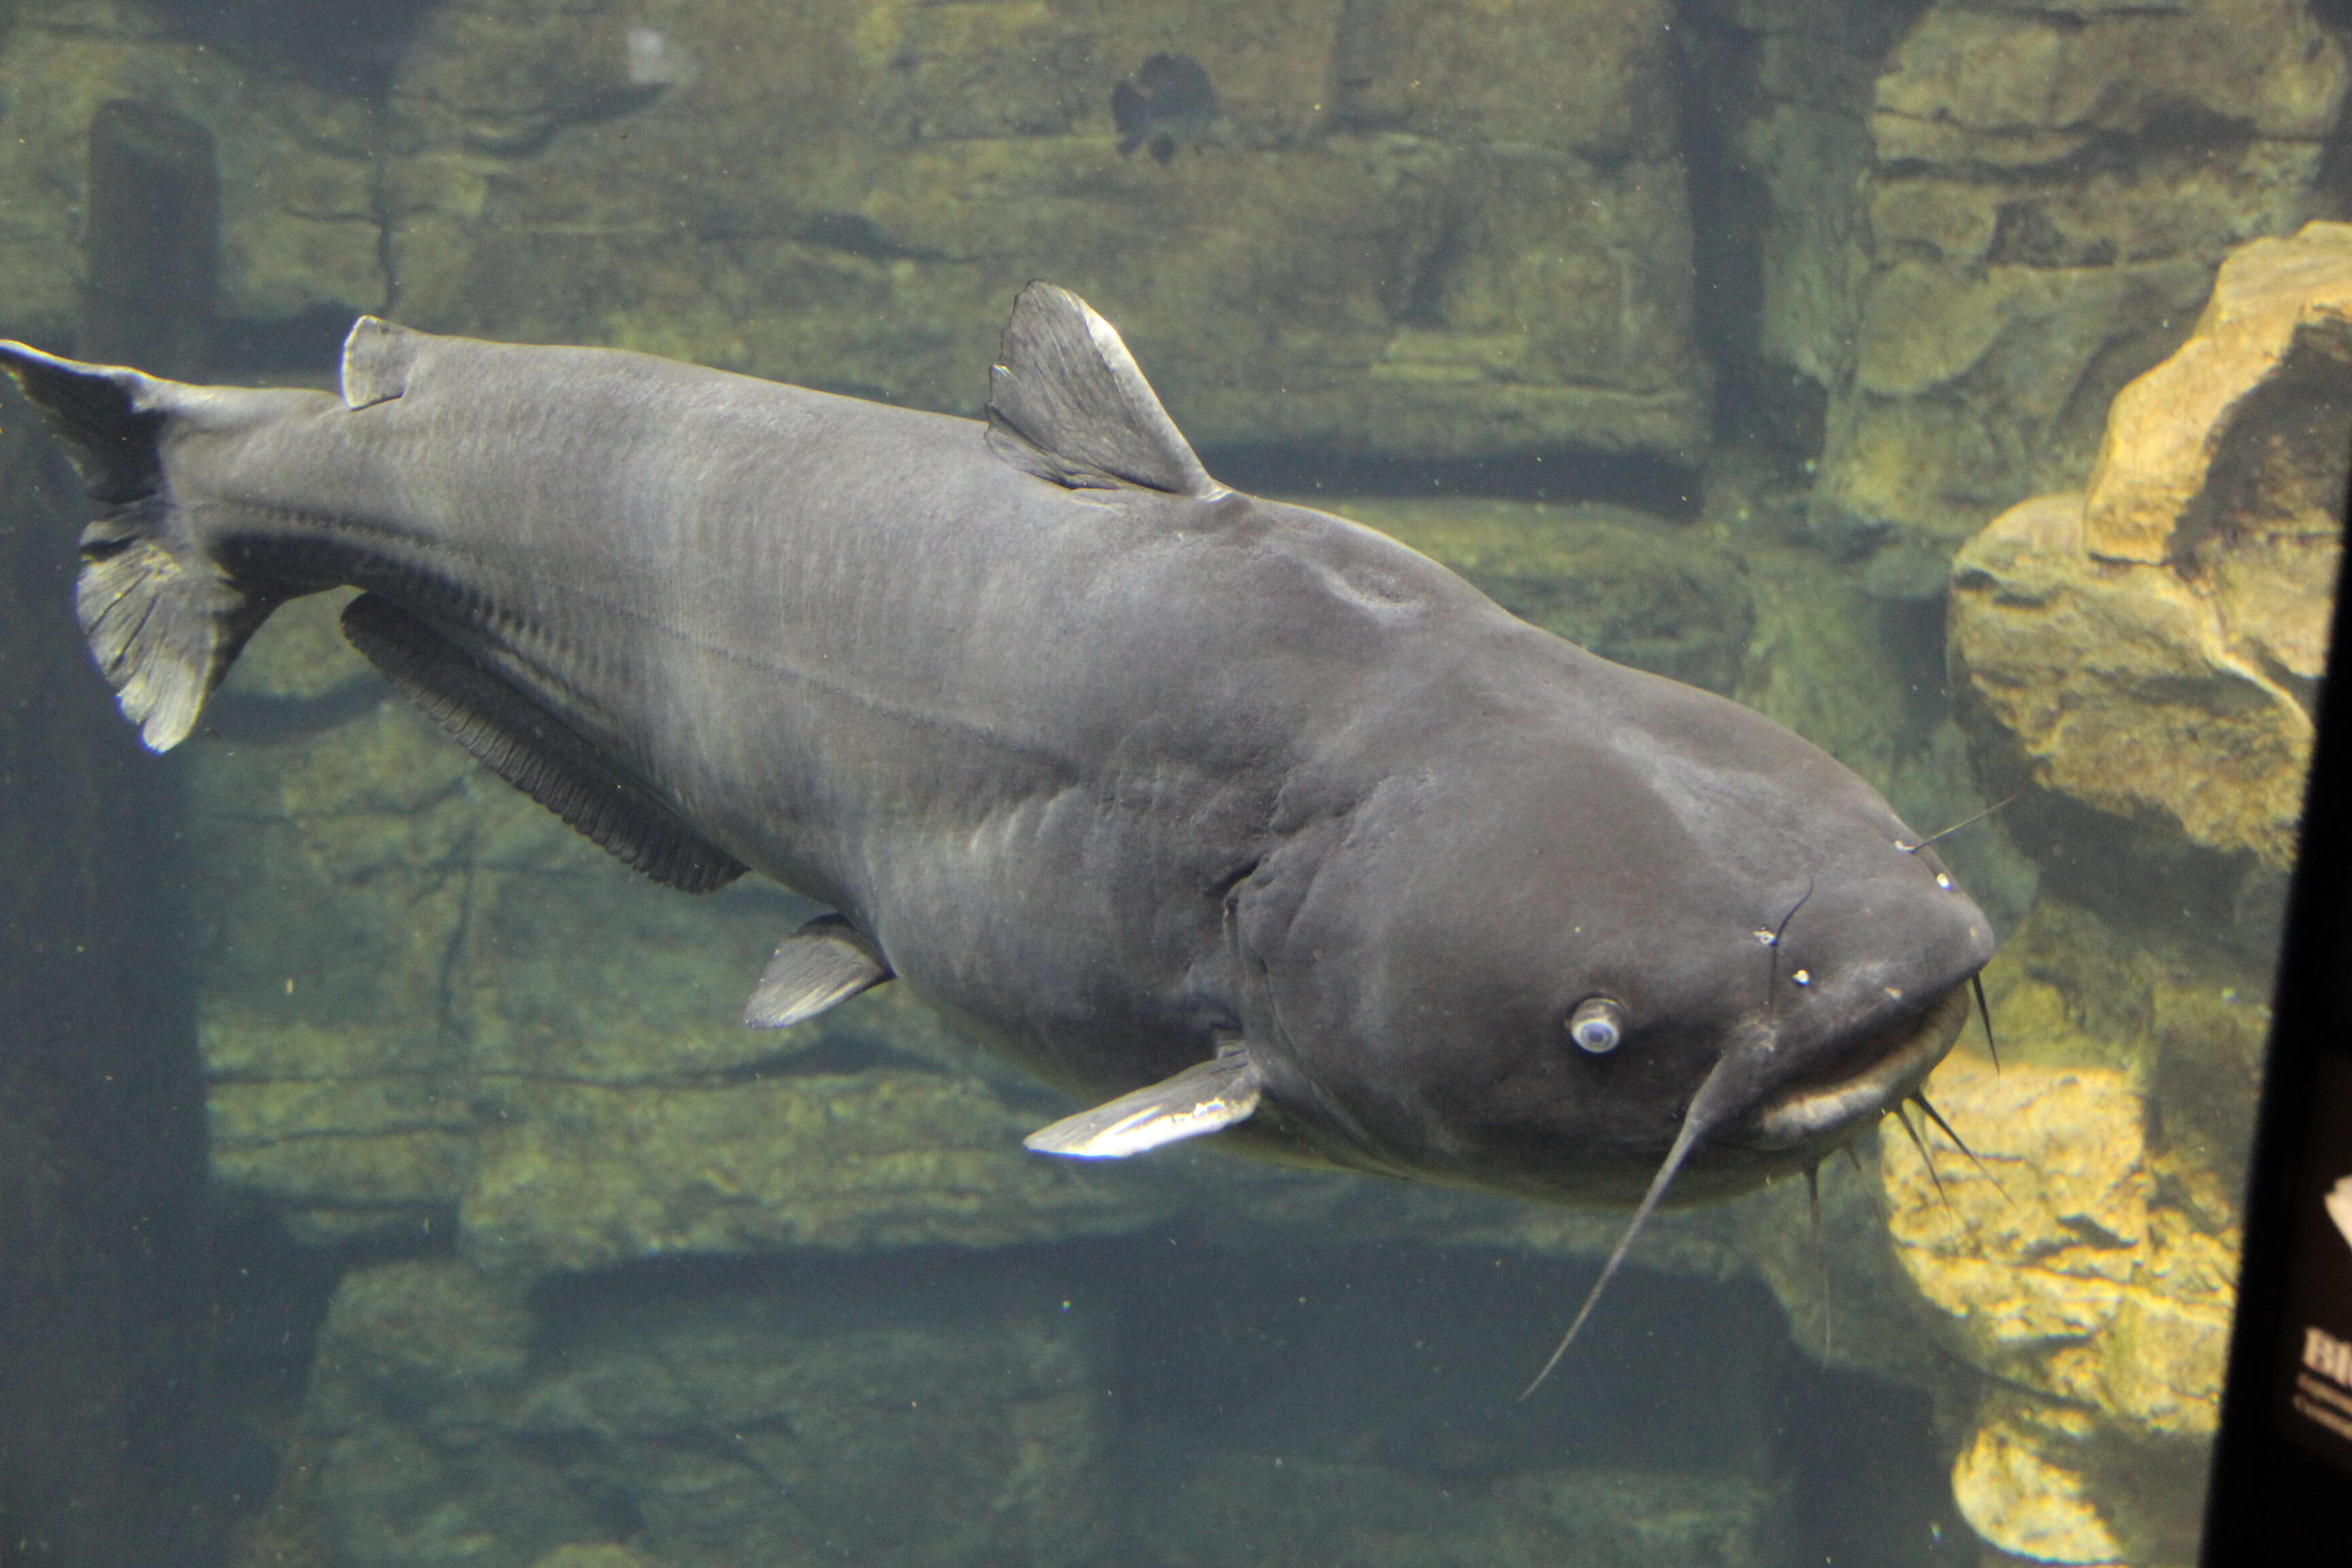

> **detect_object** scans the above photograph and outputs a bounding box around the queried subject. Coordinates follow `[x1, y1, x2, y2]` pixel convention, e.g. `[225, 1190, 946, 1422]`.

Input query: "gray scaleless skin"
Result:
[0, 286, 1995, 1367]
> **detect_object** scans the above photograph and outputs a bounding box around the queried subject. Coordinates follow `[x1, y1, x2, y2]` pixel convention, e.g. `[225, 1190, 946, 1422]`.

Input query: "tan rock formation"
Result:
[1950, 1393, 2128, 1567]
[1810, 0, 2347, 556]
[1882, 1054, 2240, 1565]
[1949, 221, 2352, 869]
[1884, 1058, 2238, 1439]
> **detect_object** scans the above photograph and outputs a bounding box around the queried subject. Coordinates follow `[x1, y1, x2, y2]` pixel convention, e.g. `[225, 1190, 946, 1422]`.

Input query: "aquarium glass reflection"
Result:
[0, 1, 2345, 1566]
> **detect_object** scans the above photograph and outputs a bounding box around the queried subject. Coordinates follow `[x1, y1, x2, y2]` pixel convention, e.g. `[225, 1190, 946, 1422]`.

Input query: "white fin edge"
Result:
[742, 915, 893, 1028]
[1024, 1047, 1264, 1158]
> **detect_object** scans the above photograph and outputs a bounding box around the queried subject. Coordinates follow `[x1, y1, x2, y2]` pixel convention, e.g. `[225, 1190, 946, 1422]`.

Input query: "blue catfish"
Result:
[1, 286, 1994, 1363]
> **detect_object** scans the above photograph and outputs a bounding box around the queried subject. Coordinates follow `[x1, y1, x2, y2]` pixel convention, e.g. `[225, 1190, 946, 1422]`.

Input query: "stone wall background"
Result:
[1, 0, 2348, 1565]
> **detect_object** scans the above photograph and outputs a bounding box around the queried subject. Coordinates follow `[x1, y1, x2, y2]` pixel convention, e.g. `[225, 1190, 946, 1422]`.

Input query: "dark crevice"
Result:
[1668, 0, 1767, 449]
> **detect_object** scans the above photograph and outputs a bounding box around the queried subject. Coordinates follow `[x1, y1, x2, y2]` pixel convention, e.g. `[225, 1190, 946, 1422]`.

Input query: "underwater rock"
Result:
[1674, 0, 1909, 453]
[1882, 1058, 2238, 1439]
[2080, 222, 2352, 604]
[0, 12, 382, 347]
[252, 1241, 1813, 1568]
[1948, 1392, 2129, 1567]
[1148, 1454, 1786, 1568]
[381, 0, 1701, 460]
[1808, 0, 2346, 558]
[525, 1548, 670, 1568]
[1948, 221, 2352, 871]
[1949, 491, 2314, 870]
[1881, 1052, 2239, 1565]
[275, 1255, 1111, 1568]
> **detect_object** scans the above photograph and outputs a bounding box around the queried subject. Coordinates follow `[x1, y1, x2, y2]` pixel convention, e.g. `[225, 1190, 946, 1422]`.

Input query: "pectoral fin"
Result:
[1023, 1045, 1264, 1158]
[743, 915, 893, 1028]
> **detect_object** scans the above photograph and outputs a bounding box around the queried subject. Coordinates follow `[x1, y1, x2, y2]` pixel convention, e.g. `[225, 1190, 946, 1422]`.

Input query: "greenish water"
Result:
[0, 1, 2345, 1565]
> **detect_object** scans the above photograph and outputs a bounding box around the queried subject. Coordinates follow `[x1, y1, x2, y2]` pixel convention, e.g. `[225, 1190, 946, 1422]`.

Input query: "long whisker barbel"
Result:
[1911, 1090, 2014, 1207]
[1898, 791, 2021, 855]
[1970, 972, 1999, 1070]
[1890, 1100, 1948, 1209]
[1806, 1161, 1831, 1359]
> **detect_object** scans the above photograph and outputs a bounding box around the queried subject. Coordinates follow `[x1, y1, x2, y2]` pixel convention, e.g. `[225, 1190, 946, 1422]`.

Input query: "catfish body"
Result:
[0, 287, 1995, 1226]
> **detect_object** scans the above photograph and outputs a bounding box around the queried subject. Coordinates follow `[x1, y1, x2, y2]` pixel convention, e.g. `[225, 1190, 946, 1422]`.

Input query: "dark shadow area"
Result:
[1878, 592, 1955, 743]
[202, 1205, 350, 1524]
[0, 84, 232, 1564]
[135, 0, 442, 99]
[0, 410, 214, 1568]
[81, 101, 217, 376]
[1772, 1358, 1959, 1566]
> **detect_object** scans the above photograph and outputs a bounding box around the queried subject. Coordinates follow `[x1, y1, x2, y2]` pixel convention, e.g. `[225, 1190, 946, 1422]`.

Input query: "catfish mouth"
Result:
[1741, 983, 1972, 1152]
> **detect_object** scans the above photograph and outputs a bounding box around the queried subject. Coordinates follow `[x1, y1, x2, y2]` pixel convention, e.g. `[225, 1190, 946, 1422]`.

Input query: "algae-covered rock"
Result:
[283, 1255, 1111, 1568]
[3, 0, 1700, 458]
[457, 1061, 1171, 1273]
[0, 6, 384, 346]
[1949, 1392, 2129, 1567]
[1147, 1455, 1786, 1568]
[1949, 223, 2352, 872]
[1880, 1045, 2240, 1567]
[526, 1548, 670, 1568]
[1809, 0, 2347, 560]
[1883, 1057, 2238, 1440]
[379, 0, 1701, 459]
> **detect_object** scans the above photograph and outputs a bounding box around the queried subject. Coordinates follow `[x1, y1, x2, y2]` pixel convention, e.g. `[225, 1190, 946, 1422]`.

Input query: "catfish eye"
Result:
[1567, 997, 1626, 1054]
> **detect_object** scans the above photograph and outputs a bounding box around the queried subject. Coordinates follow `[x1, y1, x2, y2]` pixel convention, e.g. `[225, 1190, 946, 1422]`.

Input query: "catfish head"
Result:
[1026, 603, 1994, 1382]
[1222, 650, 1995, 1209]
[1028, 604, 1995, 1208]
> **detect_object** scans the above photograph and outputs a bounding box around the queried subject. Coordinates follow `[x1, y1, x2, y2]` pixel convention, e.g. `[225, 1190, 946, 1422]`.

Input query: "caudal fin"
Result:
[1, 341, 269, 750]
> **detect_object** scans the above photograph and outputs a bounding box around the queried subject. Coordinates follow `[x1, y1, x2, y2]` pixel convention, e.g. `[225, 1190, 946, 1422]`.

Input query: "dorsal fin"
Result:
[985, 282, 1222, 498]
[341, 316, 419, 410]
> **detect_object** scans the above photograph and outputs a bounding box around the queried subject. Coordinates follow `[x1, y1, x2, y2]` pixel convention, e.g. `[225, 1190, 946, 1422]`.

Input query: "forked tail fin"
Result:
[1, 341, 272, 750]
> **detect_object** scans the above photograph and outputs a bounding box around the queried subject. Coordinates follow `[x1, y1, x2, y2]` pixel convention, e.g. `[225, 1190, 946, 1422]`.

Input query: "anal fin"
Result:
[340, 593, 747, 894]
[1024, 1044, 1264, 1158]
[744, 915, 893, 1028]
